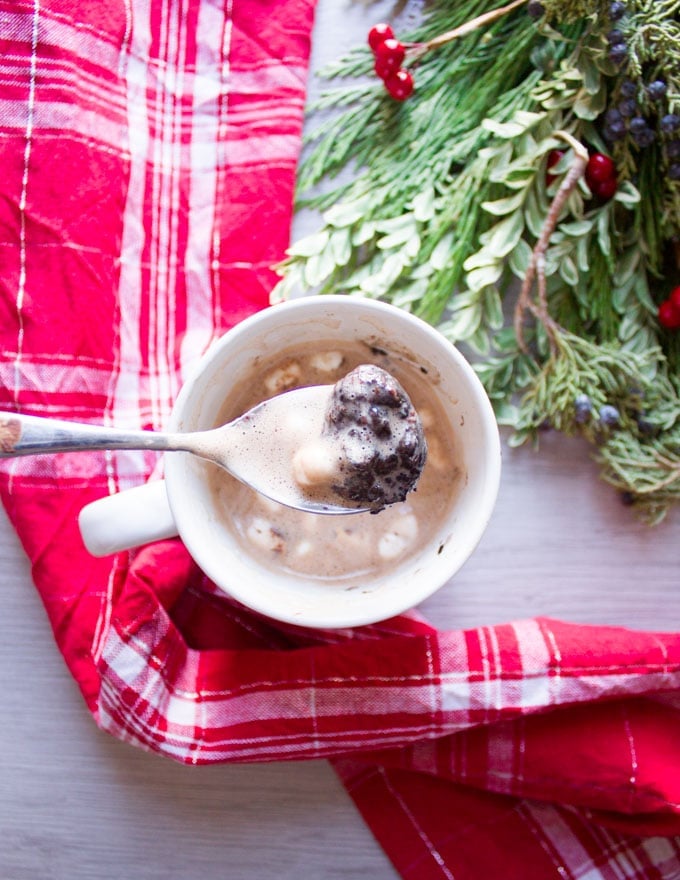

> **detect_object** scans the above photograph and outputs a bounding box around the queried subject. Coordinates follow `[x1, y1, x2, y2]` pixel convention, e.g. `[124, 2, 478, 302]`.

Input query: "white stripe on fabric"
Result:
[0, 99, 126, 144]
[181, 0, 230, 370]
[641, 838, 679, 876]
[0, 8, 122, 71]
[209, 0, 233, 346]
[514, 618, 556, 708]
[111, 0, 149, 484]
[521, 802, 605, 880]
[0, 359, 113, 399]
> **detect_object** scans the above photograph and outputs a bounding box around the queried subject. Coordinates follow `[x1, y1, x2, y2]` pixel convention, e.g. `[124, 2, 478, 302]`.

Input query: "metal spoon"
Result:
[0, 387, 370, 515]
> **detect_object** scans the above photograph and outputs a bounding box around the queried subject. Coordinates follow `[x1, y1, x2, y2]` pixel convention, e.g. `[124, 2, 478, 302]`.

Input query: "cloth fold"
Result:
[1, 2, 679, 878]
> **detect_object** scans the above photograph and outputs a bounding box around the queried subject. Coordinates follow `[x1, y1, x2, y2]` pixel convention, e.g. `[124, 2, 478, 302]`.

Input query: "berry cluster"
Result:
[368, 23, 414, 101]
[585, 152, 617, 200]
[546, 150, 618, 201]
[597, 2, 680, 179]
[604, 82, 679, 159]
[657, 286, 680, 332]
[573, 394, 621, 429]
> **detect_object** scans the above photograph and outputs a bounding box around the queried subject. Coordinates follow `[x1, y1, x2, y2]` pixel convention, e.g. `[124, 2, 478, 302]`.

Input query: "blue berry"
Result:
[609, 1, 626, 20]
[604, 120, 627, 142]
[599, 405, 620, 427]
[608, 43, 628, 65]
[620, 80, 637, 98]
[661, 114, 680, 134]
[667, 140, 680, 159]
[527, 0, 545, 19]
[670, 164, 680, 181]
[647, 80, 667, 101]
[574, 394, 592, 424]
[618, 98, 637, 117]
[633, 127, 656, 148]
[636, 415, 656, 437]
[630, 118, 656, 147]
[607, 29, 626, 45]
[603, 107, 626, 142]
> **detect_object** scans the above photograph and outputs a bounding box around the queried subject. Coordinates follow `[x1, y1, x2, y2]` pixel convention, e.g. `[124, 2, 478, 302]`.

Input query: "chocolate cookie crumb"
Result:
[325, 364, 427, 512]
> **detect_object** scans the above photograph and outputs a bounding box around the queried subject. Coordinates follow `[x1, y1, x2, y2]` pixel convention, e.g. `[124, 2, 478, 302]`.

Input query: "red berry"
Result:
[375, 58, 400, 81]
[591, 175, 617, 200]
[669, 285, 680, 312]
[585, 153, 616, 188]
[384, 69, 414, 101]
[375, 38, 405, 75]
[658, 299, 680, 331]
[546, 149, 564, 185]
[368, 23, 394, 52]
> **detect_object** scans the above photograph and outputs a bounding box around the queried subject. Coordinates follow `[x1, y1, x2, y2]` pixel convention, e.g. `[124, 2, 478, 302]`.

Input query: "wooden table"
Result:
[1, 3, 678, 878]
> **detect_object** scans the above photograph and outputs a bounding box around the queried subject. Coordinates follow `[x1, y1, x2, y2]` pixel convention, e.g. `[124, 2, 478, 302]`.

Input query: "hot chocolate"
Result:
[210, 340, 461, 582]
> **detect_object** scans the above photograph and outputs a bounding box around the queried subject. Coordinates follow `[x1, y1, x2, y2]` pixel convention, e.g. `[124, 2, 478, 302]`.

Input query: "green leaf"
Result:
[501, 167, 537, 189]
[483, 285, 504, 328]
[573, 83, 607, 120]
[581, 54, 601, 94]
[329, 228, 352, 266]
[576, 235, 590, 272]
[375, 214, 417, 234]
[478, 211, 524, 257]
[352, 221, 377, 246]
[287, 230, 330, 258]
[482, 118, 529, 139]
[378, 225, 419, 249]
[559, 219, 593, 237]
[304, 249, 336, 287]
[403, 235, 421, 259]
[618, 311, 641, 342]
[324, 198, 370, 228]
[525, 189, 546, 237]
[614, 182, 641, 208]
[633, 273, 656, 313]
[359, 252, 405, 296]
[411, 186, 436, 222]
[611, 274, 636, 313]
[467, 263, 503, 292]
[430, 232, 454, 271]
[444, 305, 482, 341]
[466, 325, 492, 356]
[463, 251, 496, 271]
[494, 401, 520, 426]
[481, 190, 526, 216]
[559, 255, 579, 286]
[615, 248, 640, 286]
[507, 429, 530, 448]
[597, 207, 612, 258]
[509, 238, 533, 277]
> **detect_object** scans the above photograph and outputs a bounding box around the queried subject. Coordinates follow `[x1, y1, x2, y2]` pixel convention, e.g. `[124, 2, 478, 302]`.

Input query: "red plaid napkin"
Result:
[1, 2, 680, 878]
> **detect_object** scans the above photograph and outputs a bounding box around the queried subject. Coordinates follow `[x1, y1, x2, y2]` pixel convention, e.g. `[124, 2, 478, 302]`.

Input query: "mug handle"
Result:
[78, 481, 178, 556]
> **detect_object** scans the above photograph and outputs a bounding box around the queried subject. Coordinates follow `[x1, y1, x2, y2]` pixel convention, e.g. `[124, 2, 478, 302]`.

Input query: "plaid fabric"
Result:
[1, 2, 679, 879]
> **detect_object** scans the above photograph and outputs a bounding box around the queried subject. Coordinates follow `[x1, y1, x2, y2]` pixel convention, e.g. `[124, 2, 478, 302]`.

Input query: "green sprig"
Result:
[275, 0, 680, 521]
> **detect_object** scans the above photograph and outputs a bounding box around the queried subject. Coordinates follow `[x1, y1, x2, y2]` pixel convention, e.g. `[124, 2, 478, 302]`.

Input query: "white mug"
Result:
[79, 296, 501, 628]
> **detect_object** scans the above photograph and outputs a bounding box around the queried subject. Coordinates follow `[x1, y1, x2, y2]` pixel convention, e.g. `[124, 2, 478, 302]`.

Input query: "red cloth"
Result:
[1, 2, 680, 878]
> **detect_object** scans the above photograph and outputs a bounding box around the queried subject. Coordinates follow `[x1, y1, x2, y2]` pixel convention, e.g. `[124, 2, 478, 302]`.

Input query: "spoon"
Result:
[0, 387, 370, 515]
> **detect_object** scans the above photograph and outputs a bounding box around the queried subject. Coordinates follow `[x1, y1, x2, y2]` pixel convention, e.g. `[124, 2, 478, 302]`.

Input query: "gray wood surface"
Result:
[1, 3, 679, 879]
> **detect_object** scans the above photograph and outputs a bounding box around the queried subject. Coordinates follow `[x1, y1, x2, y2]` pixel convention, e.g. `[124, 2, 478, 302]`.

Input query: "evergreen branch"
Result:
[276, 0, 680, 521]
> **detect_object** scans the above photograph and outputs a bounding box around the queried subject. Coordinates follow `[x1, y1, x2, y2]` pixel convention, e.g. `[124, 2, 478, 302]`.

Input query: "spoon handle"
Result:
[0, 411, 173, 457]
